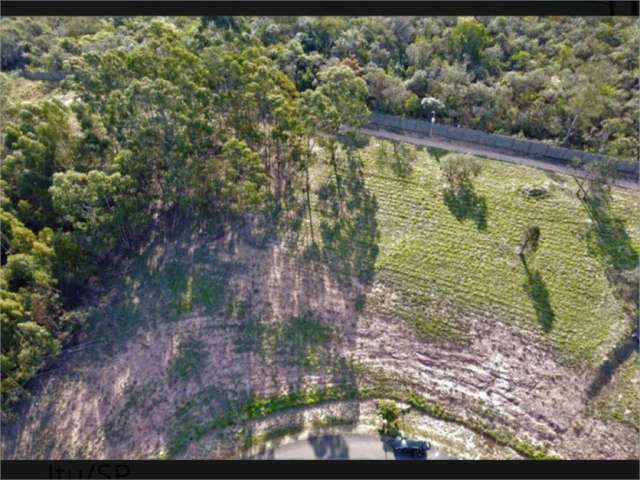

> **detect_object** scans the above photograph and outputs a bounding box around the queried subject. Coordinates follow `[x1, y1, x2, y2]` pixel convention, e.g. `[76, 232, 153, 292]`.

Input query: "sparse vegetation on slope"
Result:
[167, 385, 360, 457]
[166, 374, 558, 459]
[168, 337, 206, 382]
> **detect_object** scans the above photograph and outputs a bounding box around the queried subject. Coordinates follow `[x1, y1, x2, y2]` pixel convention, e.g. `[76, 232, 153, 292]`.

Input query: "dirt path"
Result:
[360, 127, 639, 191]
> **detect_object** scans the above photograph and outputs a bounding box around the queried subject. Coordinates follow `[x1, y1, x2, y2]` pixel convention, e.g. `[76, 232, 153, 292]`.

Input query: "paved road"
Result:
[360, 127, 639, 191]
[252, 433, 456, 460]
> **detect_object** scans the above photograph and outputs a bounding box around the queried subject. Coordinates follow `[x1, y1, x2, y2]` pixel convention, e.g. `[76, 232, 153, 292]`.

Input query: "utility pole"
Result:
[429, 111, 436, 137]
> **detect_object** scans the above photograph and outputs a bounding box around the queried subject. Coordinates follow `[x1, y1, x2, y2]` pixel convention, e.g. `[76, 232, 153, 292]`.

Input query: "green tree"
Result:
[201, 16, 245, 33]
[305, 65, 369, 192]
[365, 66, 412, 114]
[560, 62, 618, 147]
[0, 209, 63, 415]
[219, 139, 273, 216]
[308, 17, 347, 55]
[441, 154, 483, 193]
[377, 400, 402, 436]
[452, 18, 493, 66]
[2, 100, 78, 230]
[50, 170, 137, 258]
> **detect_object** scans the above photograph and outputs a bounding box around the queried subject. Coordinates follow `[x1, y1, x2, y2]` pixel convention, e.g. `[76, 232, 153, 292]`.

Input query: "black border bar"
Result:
[1, 460, 639, 479]
[1, 1, 639, 17]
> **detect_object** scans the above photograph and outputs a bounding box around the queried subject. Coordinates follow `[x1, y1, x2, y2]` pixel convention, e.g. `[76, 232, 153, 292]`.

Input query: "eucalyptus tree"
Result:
[50, 169, 138, 258]
[304, 64, 370, 194]
[2, 100, 78, 230]
[519, 225, 541, 259]
[0, 208, 62, 416]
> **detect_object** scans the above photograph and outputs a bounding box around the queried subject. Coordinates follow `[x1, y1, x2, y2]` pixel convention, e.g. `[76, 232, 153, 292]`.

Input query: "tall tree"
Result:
[50, 170, 138, 258]
[2, 100, 78, 230]
[304, 64, 369, 193]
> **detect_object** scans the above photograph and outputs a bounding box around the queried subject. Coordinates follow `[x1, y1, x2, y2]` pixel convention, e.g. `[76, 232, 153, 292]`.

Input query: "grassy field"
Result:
[303, 139, 639, 365]
[589, 352, 639, 431]
[294, 137, 639, 433]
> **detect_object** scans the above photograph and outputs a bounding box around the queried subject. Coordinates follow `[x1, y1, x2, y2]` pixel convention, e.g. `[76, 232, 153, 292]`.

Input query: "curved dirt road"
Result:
[252, 433, 456, 460]
[360, 127, 639, 190]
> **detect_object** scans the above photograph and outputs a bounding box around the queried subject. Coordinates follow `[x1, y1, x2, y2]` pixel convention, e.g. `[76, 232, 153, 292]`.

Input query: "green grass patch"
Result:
[176, 275, 194, 314]
[300, 141, 639, 364]
[280, 313, 333, 366]
[589, 352, 639, 431]
[311, 415, 359, 430]
[163, 263, 231, 318]
[235, 312, 333, 367]
[413, 312, 465, 343]
[243, 386, 357, 421]
[166, 384, 359, 457]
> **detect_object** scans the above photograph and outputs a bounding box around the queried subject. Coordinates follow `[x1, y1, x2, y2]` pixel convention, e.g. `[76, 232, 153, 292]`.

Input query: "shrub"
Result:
[441, 154, 482, 192]
[519, 225, 541, 258]
[377, 399, 401, 436]
[4, 254, 37, 290]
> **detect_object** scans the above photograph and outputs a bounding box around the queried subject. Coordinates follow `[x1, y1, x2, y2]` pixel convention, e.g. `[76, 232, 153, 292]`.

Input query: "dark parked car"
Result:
[391, 436, 431, 457]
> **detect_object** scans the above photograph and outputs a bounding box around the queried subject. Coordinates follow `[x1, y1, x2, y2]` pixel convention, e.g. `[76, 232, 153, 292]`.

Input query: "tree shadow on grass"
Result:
[521, 258, 555, 333]
[443, 185, 488, 231]
[312, 154, 380, 285]
[372, 140, 415, 179]
[389, 142, 415, 178]
[90, 219, 242, 356]
[582, 196, 638, 318]
[604, 267, 639, 313]
[583, 196, 639, 273]
[578, 192, 640, 395]
[586, 336, 637, 399]
[338, 131, 371, 151]
[425, 146, 449, 163]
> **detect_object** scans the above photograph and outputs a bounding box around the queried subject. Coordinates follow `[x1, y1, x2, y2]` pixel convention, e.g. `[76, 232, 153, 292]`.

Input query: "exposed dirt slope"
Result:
[2, 228, 637, 459]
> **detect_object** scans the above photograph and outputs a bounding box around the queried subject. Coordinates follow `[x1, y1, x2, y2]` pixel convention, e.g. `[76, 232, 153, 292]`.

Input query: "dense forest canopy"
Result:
[3, 16, 638, 156]
[0, 15, 638, 416]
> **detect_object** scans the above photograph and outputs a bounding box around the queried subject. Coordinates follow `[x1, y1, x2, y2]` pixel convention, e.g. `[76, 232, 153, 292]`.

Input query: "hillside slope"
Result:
[2, 139, 638, 460]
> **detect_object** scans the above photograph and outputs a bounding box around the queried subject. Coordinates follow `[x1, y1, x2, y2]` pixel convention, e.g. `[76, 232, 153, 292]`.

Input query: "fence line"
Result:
[366, 112, 639, 181]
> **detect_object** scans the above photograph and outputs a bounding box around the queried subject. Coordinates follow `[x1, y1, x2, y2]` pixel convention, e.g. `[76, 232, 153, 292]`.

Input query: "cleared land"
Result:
[2, 137, 638, 460]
